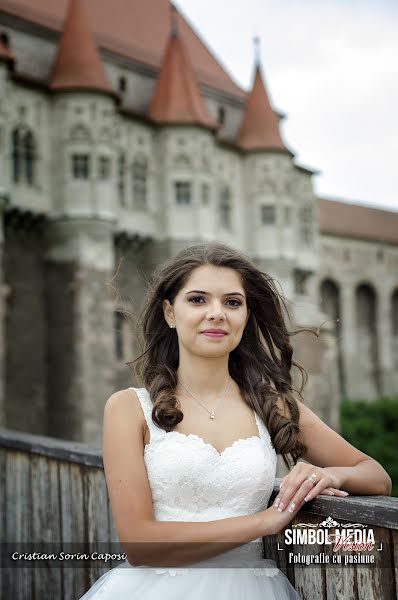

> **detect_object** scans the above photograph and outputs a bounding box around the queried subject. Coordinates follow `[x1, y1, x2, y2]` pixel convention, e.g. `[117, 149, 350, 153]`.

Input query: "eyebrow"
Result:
[185, 290, 245, 298]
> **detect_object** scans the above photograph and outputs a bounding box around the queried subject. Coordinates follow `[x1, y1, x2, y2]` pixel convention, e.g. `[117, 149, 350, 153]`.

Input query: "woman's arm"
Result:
[322, 460, 392, 496]
[277, 398, 392, 507]
[123, 512, 271, 567]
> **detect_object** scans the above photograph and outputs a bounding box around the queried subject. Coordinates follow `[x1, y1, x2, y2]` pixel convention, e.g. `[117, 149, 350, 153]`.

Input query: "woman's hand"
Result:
[273, 463, 349, 513]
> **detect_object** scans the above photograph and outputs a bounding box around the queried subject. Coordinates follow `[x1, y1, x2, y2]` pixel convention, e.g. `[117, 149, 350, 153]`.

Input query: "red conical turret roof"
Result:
[0, 36, 15, 66]
[49, 0, 112, 94]
[149, 28, 217, 130]
[238, 64, 287, 152]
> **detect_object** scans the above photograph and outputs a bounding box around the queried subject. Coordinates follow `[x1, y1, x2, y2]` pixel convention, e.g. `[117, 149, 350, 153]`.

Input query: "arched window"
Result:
[11, 127, 37, 185]
[1, 32, 10, 48]
[11, 128, 22, 182]
[118, 76, 127, 93]
[355, 283, 380, 396]
[132, 156, 147, 208]
[25, 131, 35, 184]
[320, 278, 345, 397]
[392, 289, 398, 368]
[220, 186, 232, 228]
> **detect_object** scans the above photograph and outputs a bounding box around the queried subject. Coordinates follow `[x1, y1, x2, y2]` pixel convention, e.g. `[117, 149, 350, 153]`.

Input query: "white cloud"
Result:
[175, 0, 398, 211]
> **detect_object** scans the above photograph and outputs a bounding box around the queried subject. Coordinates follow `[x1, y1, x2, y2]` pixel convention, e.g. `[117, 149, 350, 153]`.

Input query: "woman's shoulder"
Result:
[104, 388, 146, 436]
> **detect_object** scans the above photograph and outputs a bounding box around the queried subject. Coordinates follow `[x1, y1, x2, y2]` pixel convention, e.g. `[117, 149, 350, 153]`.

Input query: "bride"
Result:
[78, 241, 391, 599]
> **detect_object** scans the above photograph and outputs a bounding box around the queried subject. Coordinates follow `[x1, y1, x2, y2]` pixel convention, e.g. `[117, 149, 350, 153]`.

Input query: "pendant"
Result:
[210, 412, 215, 419]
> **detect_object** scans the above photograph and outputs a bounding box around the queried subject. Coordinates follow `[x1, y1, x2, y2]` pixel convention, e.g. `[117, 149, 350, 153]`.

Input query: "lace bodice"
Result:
[131, 387, 278, 575]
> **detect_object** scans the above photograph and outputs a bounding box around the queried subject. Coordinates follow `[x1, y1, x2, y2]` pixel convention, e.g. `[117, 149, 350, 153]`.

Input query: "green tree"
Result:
[340, 396, 397, 497]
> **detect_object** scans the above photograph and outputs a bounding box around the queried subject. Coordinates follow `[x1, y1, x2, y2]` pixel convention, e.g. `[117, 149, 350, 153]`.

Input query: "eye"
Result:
[188, 296, 205, 304]
[188, 296, 242, 307]
[227, 299, 242, 307]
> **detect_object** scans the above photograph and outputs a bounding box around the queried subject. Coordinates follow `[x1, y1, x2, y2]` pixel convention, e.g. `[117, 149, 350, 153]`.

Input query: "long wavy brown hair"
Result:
[125, 241, 320, 469]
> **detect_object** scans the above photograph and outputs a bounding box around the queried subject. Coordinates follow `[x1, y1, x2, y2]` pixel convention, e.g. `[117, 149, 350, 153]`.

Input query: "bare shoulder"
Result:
[104, 387, 146, 435]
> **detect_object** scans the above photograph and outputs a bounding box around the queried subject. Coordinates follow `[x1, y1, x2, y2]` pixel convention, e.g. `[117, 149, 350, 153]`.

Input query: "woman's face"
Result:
[163, 264, 250, 358]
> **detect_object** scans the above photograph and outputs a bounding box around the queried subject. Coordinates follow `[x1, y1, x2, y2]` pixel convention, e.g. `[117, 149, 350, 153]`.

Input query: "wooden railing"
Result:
[1, 428, 397, 600]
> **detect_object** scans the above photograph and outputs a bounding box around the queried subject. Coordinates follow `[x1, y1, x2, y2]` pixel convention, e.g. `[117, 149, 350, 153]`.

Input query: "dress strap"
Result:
[130, 387, 165, 444]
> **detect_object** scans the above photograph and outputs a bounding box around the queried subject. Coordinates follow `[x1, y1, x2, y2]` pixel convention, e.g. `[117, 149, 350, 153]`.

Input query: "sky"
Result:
[174, 0, 398, 212]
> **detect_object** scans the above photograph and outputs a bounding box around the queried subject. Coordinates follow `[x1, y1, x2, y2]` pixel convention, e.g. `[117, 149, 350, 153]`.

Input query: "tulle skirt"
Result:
[77, 541, 300, 599]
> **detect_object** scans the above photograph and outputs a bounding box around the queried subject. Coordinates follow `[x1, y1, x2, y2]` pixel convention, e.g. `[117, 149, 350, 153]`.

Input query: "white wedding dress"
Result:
[78, 387, 300, 599]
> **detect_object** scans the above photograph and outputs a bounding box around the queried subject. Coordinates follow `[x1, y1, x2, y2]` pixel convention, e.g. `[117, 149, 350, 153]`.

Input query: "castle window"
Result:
[132, 156, 147, 208]
[98, 156, 111, 180]
[24, 132, 35, 184]
[1, 32, 9, 48]
[218, 106, 225, 125]
[294, 268, 311, 295]
[202, 183, 210, 205]
[72, 153, 90, 179]
[11, 127, 37, 185]
[300, 204, 313, 223]
[220, 186, 232, 227]
[284, 205, 291, 225]
[300, 226, 313, 245]
[117, 153, 126, 205]
[118, 76, 127, 93]
[299, 204, 313, 245]
[175, 181, 191, 205]
[261, 204, 275, 224]
[12, 129, 21, 182]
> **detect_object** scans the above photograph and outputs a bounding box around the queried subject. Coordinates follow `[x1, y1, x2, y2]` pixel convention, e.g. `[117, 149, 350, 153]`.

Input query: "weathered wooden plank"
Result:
[86, 467, 111, 587]
[356, 526, 395, 600]
[392, 529, 398, 600]
[325, 566, 357, 600]
[30, 454, 52, 600]
[69, 463, 87, 599]
[45, 458, 63, 600]
[59, 460, 76, 600]
[289, 512, 325, 600]
[0, 427, 102, 468]
[0, 448, 5, 542]
[323, 523, 357, 600]
[301, 495, 398, 531]
[15, 452, 34, 600]
[5, 449, 19, 596]
[0, 447, 13, 598]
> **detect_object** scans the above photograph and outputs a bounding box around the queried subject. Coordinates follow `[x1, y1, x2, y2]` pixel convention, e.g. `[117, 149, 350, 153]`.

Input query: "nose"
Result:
[206, 301, 226, 320]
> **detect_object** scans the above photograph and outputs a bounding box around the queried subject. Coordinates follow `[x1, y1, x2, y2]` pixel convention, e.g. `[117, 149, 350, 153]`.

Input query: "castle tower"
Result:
[239, 45, 339, 436]
[45, 0, 117, 443]
[148, 9, 218, 261]
[238, 46, 299, 294]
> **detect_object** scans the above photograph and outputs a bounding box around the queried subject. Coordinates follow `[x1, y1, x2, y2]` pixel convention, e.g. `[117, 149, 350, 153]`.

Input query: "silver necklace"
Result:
[178, 376, 232, 419]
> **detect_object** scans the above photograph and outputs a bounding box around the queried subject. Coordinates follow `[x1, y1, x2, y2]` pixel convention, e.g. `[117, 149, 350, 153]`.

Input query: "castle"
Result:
[0, 0, 397, 447]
